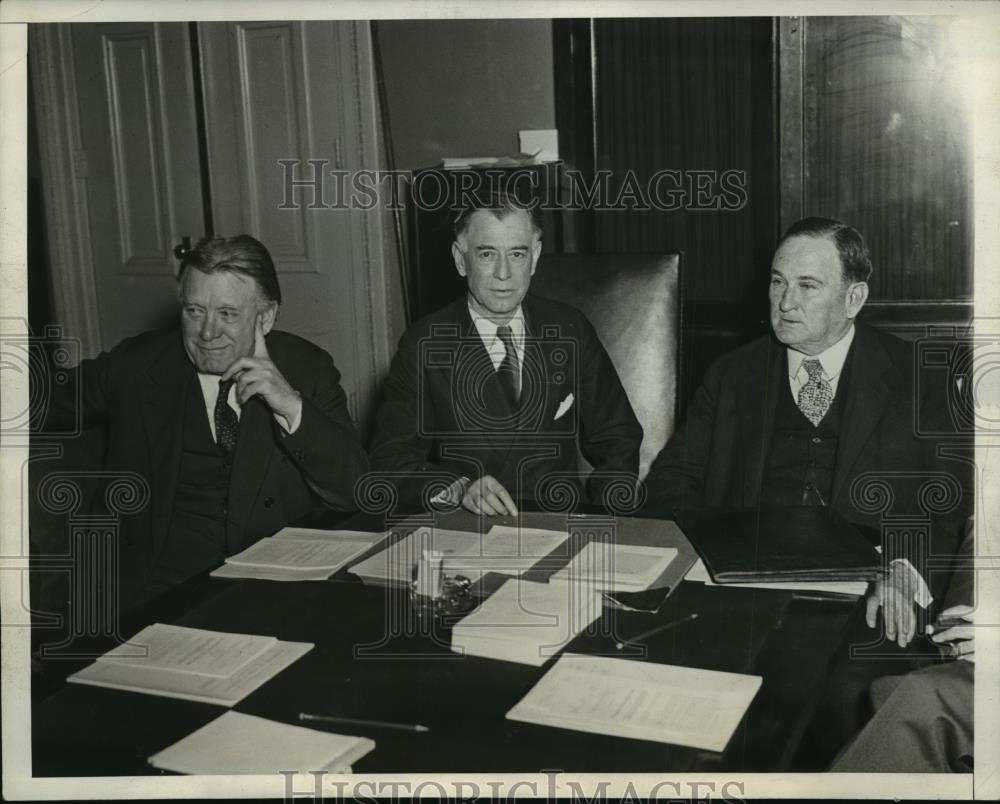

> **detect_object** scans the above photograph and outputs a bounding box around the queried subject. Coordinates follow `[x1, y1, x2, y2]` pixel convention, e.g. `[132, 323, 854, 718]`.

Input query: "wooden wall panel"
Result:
[800, 16, 973, 302]
[103, 31, 168, 269]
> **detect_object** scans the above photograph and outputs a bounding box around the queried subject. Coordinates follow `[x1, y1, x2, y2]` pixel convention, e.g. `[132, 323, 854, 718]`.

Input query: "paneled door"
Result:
[33, 20, 396, 430]
[68, 22, 206, 347]
[198, 20, 392, 428]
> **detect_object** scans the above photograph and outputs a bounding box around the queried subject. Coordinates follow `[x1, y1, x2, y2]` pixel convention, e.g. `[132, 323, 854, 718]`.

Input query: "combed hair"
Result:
[452, 192, 543, 242]
[779, 217, 873, 284]
[178, 235, 282, 303]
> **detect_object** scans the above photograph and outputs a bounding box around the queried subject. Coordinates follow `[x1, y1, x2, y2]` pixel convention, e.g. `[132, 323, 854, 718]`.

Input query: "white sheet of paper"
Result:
[97, 624, 276, 678]
[506, 653, 762, 752]
[72, 638, 313, 707]
[225, 536, 374, 571]
[210, 564, 338, 582]
[452, 579, 603, 666]
[550, 542, 678, 591]
[684, 558, 868, 596]
[270, 527, 386, 543]
[348, 525, 568, 584]
[148, 711, 374, 774]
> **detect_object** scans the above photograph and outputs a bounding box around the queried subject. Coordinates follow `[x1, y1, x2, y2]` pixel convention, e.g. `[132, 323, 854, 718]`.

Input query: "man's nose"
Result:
[779, 286, 797, 312]
[199, 314, 219, 340]
[493, 254, 511, 281]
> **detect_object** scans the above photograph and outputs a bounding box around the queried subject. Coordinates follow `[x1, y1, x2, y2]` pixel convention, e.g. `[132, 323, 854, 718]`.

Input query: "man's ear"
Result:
[259, 301, 279, 334]
[529, 236, 542, 276]
[846, 281, 869, 319]
[452, 240, 468, 277]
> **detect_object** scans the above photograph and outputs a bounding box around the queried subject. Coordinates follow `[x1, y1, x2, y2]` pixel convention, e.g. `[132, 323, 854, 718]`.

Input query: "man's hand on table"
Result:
[461, 475, 518, 517]
[865, 562, 918, 648]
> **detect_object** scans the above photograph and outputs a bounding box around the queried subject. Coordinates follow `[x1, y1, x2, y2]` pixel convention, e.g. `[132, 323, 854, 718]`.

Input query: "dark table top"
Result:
[32, 510, 859, 775]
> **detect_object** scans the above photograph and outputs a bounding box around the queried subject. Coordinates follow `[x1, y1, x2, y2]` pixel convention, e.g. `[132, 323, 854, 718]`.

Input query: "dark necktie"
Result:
[797, 358, 833, 427]
[496, 325, 521, 406]
[214, 378, 239, 452]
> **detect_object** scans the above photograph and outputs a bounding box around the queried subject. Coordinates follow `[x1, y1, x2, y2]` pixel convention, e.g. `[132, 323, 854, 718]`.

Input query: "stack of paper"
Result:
[149, 711, 374, 774]
[441, 153, 540, 169]
[506, 654, 762, 752]
[684, 558, 869, 596]
[348, 525, 567, 586]
[68, 623, 313, 706]
[212, 528, 383, 581]
[550, 542, 678, 591]
[451, 579, 603, 666]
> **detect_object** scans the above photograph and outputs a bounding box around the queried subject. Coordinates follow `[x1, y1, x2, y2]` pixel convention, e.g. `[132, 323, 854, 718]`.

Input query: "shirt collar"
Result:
[468, 302, 525, 342]
[787, 324, 856, 381]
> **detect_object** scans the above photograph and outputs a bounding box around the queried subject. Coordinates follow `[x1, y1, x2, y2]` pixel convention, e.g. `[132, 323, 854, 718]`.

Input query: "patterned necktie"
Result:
[797, 358, 833, 427]
[496, 325, 521, 406]
[214, 378, 239, 452]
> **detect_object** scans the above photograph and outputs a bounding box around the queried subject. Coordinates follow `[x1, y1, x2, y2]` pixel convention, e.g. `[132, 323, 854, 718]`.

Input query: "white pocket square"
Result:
[554, 393, 575, 421]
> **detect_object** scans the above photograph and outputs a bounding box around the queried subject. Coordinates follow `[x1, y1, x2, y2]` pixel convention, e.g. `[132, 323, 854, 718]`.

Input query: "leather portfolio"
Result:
[674, 506, 883, 583]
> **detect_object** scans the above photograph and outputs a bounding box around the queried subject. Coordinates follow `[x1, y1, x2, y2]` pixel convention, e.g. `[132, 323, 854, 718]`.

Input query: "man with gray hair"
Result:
[370, 194, 642, 515]
[45, 234, 368, 609]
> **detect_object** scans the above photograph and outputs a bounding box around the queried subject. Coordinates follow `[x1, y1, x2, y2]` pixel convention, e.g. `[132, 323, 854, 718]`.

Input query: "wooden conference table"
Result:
[32, 509, 861, 775]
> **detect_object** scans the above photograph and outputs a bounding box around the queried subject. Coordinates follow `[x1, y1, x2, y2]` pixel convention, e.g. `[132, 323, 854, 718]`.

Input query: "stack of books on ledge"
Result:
[68, 623, 313, 706]
[441, 152, 543, 169]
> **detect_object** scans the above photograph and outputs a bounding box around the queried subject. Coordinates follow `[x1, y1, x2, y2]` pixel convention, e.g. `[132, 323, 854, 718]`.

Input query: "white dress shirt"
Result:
[787, 324, 855, 400]
[468, 303, 526, 382]
[197, 373, 301, 440]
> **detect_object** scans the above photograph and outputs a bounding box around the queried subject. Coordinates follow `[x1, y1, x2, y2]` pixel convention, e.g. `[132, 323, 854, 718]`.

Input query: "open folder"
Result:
[674, 506, 883, 583]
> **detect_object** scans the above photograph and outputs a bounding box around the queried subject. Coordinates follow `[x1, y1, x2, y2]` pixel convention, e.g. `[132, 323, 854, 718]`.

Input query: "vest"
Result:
[152, 380, 235, 586]
[759, 349, 853, 507]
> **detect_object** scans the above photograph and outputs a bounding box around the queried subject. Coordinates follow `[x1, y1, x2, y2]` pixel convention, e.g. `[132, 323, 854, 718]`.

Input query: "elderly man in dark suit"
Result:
[369, 195, 642, 515]
[643, 217, 971, 766]
[47, 234, 368, 608]
[645, 216, 968, 643]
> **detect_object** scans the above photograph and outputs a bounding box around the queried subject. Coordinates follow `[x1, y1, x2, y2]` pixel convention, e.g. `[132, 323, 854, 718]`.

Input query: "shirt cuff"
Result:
[891, 558, 933, 608]
[431, 476, 471, 507]
[274, 404, 303, 435]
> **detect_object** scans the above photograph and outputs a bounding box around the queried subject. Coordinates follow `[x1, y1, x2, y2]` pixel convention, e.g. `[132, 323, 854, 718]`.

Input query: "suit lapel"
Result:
[740, 338, 784, 505]
[138, 336, 192, 555]
[831, 325, 892, 502]
[227, 390, 278, 546]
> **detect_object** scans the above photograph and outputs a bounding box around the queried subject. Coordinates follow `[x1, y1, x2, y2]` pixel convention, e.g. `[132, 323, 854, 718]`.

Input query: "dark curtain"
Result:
[591, 18, 775, 303]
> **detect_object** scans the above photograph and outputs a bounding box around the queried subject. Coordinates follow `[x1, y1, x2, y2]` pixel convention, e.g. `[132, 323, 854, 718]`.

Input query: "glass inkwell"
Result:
[410, 549, 474, 616]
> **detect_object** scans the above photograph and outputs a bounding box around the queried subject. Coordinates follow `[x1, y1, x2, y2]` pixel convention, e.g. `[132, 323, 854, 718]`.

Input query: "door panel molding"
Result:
[103, 30, 170, 271]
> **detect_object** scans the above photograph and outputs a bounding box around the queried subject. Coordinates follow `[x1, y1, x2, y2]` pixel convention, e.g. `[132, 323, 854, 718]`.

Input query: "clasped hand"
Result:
[927, 604, 975, 662]
[221, 314, 302, 428]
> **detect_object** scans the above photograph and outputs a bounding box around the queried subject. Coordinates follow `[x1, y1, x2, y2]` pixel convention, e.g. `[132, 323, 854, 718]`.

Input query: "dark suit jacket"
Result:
[645, 322, 970, 594]
[47, 328, 368, 606]
[369, 294, 642, 507]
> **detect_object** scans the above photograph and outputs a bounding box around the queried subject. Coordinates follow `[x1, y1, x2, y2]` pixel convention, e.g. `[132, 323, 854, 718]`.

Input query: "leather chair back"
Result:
[530, 253, 682, 480]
